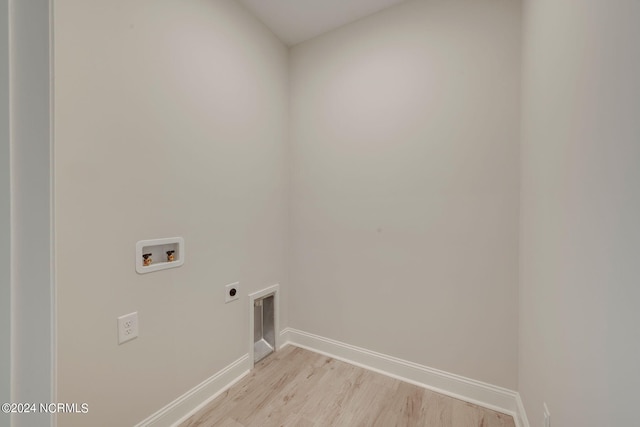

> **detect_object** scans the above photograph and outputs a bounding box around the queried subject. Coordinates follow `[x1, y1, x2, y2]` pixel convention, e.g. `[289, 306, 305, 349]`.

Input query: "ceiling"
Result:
[237, 0, 409, 46]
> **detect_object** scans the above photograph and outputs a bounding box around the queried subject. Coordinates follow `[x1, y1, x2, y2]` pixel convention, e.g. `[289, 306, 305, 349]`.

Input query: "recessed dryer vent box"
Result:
[136, 237, 184, 274]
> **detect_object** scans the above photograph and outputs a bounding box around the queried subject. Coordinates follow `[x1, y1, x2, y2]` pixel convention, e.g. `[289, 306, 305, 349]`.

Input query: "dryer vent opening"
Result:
[253, 294, 275, 363]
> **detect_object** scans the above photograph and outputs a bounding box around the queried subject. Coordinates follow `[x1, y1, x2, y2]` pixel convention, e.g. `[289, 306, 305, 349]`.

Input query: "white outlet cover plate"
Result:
[225, 282, 240, 303]
[118, 312, 139, 344]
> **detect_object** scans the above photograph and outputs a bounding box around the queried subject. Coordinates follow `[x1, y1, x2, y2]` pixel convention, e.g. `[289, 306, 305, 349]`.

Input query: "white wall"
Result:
[0, 0, 10, 425]
[289, 0, 521, 389]
[53, 0, 288, 425]
[9, 0, 55, 426]
[520, 0, 640, 426]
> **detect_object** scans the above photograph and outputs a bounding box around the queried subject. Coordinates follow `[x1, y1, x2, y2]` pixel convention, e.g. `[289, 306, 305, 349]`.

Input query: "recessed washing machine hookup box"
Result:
[135, 237, 184, 274]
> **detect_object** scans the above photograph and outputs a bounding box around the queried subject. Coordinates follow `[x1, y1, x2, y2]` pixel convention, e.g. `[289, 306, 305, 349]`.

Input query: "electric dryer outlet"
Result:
[225, 282, 240, 303]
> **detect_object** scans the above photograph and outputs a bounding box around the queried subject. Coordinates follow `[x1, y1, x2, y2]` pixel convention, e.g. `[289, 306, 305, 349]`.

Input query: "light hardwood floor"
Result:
[180, 345, 515, 427]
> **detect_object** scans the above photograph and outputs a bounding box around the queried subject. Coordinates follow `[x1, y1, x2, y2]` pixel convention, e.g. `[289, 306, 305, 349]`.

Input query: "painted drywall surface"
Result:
[9, 0, 54, 426]
[0, 0, 10, 424]
[290, 0, 521, 389]
[53, 0, 288, 425]
[238, 0, 408, 46]
[519, 0, 640, 425]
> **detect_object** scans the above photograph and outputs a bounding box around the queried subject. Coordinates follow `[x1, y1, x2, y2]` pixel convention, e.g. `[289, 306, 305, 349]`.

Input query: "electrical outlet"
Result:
[543, 403, 550, 427]
[118, 312, 139, 344]
[225, 282, 240, 303]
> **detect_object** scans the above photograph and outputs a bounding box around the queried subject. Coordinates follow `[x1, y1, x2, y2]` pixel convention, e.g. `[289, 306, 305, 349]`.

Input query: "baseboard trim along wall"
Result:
[134, 354, 250, 427]
[280, 328, 530, 427]
[135, 328, 530, 427]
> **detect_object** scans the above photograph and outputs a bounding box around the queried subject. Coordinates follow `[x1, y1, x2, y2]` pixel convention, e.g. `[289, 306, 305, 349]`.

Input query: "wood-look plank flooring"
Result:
[180, 345, 515, 427]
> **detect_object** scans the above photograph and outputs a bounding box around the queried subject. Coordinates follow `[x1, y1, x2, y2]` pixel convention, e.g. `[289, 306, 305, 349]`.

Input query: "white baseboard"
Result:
[280, 328, 529, 427]
[134, 354, 250, 427]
